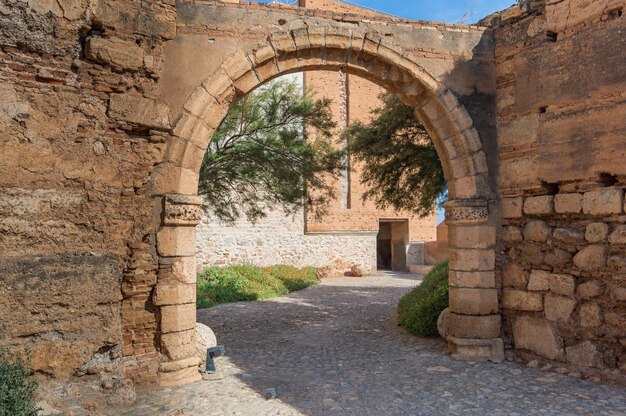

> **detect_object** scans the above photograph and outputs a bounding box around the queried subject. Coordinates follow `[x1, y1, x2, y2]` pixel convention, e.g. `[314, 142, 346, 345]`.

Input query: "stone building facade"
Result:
[0, 0, 624, 389]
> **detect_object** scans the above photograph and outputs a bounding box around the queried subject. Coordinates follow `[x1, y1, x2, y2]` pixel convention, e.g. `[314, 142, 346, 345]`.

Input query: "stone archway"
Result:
[149, 27, 501, 386]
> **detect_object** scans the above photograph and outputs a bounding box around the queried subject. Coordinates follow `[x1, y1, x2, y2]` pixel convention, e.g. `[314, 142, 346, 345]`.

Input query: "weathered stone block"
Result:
[161, 303, 196, 333]
[109, 94, 170, 130]
[577, 280, 603, 299]
[149, 163, 199, 198]
[554, 193, 582, 214]
[202, 70, 235, 105]
[579, 302, 602, 327]
[171, 256, 197, 284]
[447, 337, 505, 362]
[573, 245, 606, 271]
[447, 225, 495, 249]
[518, 242, 545, 266]
[523, 220, 551, 242]
[544, 249, 572, 267]
[566, 341, 604, 369]
[502, 226, 523, 242]
[610, 284, 626, 302]
[608, 225, 626, 245]
[548, 273, 576, 296]
[447, 313, 501, 339]
[608, 256, 626, 272]
[183, 86, 218, 119]
[546, 0, 609, 34]
[85, 37, 144, 71]
[153, 281, 195, 306]
[502, 197, 523, 219]
[586, 222, 610, 243]
[502, 262, 528, 289]
[449, 287, 498, 315]
[523, 196, 554, 216]
[582, 188, 624, 216]
[221, 50, 254, 82]
[544, 295, 575, 322]
[269, 31, 297, 53]
[449, 248, 495, 272]
[156, 226, 196, 257]
[158, 365, 201, 387]
[161, 329, 195, 361]
[528, 270, 550, 291]
[502, 289, 543, 311]
[448, 271, 495, 288]
[552, 228, 585, 245]
[513, 317, 562, 360]
[605, 313, 626, 337]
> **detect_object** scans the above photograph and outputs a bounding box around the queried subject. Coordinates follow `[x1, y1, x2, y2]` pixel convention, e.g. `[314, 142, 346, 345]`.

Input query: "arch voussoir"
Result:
[269, 30, 298, 54]
[201, 69, 236, 105]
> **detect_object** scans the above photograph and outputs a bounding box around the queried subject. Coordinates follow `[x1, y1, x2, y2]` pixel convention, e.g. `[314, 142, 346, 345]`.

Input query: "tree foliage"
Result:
[199, 79, 344, 223]
[345, 93, 446, 218]
[0, 349, 39, 416]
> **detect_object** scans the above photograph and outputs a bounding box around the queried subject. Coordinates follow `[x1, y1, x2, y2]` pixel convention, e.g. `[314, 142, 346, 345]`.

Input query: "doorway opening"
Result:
[376, 219, 409, 271]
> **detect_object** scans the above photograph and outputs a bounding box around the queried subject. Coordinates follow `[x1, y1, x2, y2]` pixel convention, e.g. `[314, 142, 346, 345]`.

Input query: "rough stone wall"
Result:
[0, 0, 176, 385]
[492, 0, 626, 379]
[196, 209, 377, 273]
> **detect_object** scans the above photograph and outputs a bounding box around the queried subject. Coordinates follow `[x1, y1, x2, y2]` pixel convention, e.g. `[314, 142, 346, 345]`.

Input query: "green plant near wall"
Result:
[397, 261, 449, 337]
[0, 349, 39, 416]
[196, 264, 319, 309]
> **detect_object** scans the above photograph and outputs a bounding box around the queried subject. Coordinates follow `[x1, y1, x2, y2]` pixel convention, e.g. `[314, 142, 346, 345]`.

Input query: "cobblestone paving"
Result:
[113, 272, 625, 416]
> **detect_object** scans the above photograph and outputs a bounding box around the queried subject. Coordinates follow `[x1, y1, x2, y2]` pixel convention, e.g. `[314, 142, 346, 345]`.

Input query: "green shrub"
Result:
[197, 264, 319, 309]
[0, 349, 39, 416]
[398, 260, 449, 337]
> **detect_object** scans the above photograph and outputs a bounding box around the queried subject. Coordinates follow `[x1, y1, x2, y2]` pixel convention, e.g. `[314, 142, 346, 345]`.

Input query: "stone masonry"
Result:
[492, 0, 626, 381]
[0, 0, 624, 390]
[196, 208, 378, 273]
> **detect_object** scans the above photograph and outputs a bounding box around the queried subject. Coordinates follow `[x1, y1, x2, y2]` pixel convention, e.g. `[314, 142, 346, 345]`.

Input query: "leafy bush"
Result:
[197, 264, 319, 309]
[0, 349, 39, 416]
[398, 260, 449, 337]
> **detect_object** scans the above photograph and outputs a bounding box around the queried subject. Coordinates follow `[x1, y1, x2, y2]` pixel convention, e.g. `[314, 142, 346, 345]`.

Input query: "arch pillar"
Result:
[153, 194, 204, 386]
[443, 199, 504, 362]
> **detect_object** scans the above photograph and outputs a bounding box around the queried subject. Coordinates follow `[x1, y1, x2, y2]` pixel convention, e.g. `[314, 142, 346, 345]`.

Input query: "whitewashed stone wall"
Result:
[196, 206, 377, 273]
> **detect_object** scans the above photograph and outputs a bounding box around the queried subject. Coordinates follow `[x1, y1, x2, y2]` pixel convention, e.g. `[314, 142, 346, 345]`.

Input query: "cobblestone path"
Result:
[117, 272, 625, 415]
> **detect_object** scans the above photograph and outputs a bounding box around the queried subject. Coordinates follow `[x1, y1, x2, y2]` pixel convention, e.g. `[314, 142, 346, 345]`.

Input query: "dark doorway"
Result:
[377, 222, 392, 270]
[377, 220, 409, 271]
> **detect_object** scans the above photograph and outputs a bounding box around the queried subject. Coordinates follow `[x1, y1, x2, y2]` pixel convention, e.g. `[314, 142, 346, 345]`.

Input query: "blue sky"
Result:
[346, 0, 515, 23]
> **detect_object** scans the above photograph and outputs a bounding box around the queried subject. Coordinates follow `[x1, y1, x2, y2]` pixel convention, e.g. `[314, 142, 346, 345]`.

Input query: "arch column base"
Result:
[158, 364, 202, 387]
[447, 337, 504, 362]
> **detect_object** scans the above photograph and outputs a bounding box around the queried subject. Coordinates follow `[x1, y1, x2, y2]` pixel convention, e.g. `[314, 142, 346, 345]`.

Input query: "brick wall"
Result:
[303, 72, 438, 245]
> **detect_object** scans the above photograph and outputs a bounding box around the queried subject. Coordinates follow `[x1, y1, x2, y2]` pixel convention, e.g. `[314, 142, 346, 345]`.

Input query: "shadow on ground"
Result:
[191, 273, 626, 416]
